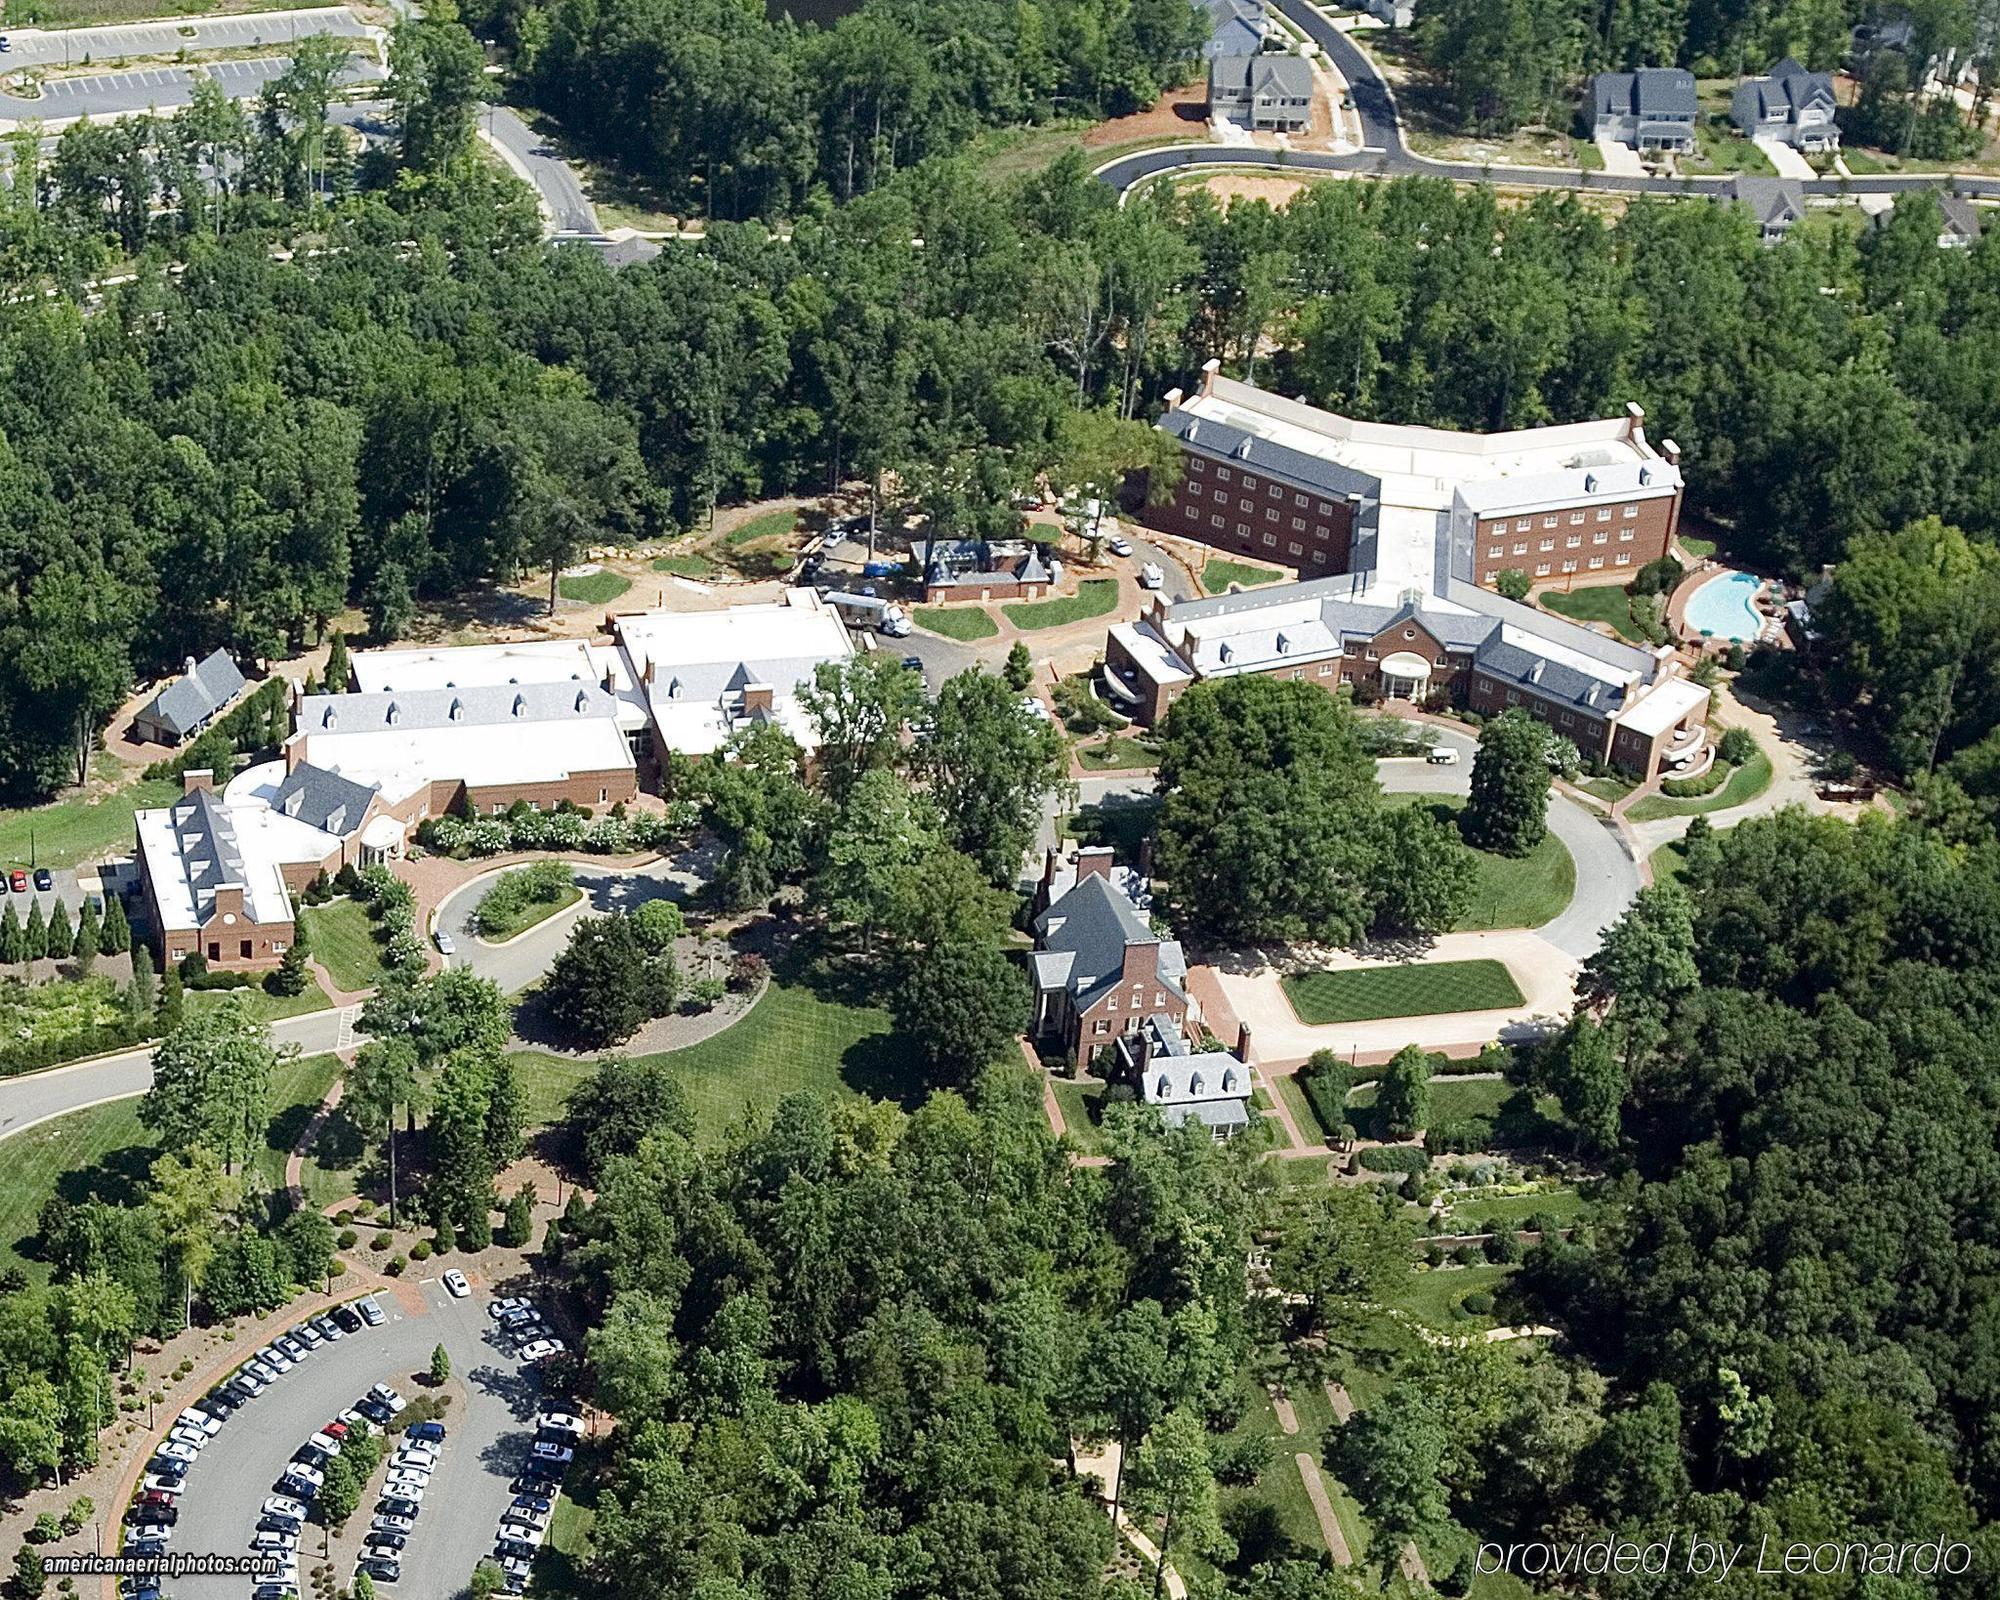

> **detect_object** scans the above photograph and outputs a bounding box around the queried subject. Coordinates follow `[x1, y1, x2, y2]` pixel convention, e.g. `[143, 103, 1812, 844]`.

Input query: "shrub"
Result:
[1717, 726, 1756, 765]
[728, 951, 768, 993]
[384, 1255, 406, 1276]
[1662, 761, 1732, 798]
[1485, 1230, 1524, 1264]
[371, 1231, 394, 1251]
[409, 1240, 433, 1261]
[683, 974, 727, 1012]
[1358, 1145, 1429, 1175]
[1210, 1429, 1275, 1486]
[1494, 568, 1532, 601]
[1461, 1289, 1495, 1317]
[1297, 1052, 1350, 1139]
[434, 1220, 456, 1253]
[629, 898, 685, 955]
[337, 1229, 358, 1250]
[1631, 554, 1684, 597]
[477, 862, 575, 938]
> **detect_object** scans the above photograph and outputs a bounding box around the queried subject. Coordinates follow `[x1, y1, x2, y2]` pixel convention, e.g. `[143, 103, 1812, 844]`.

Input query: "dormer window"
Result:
[512, 694, 528, 717]
[322, 707, 337, 729]
[385, 702, 401, 725]
[1154, 1073, 1173, 1099]
[448, 698, 463, 721]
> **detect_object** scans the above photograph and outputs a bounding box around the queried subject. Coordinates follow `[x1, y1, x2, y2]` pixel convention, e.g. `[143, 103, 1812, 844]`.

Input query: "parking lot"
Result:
[156, 1277, 553, 1598]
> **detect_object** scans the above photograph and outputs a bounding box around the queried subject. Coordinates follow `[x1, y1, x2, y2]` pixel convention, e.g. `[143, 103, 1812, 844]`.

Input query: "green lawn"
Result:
[1282, 961, 1525, 1025]
[1578, 774, 1636, 804]
[300, 899, 384, 993]
[1049, 1077, 1107, 1155]
[1348, 1076, 1513, 1141]
[1677, 534, 1718, 561]
[1383, 1262, 1518, 1331]
[0, 777, 179, 871]
[1201, 1370, 1370, 1578]
[509, 976, 921, 1147]
[1537, 582, 1647, 643]
[1202, 558, 1287, 595]
[652, 551, 721, 579]
[725, 509, 799, 548]
[1649, 838, 1690, 885]
[1625, 748, 1773, 820]
[1445, 1188, 1583, 1232]
[557, 571, 632, 605]
[478, 883, 582, 943]
[1271, 1071, 1329, 1146]
[1385, 796, 1575, 931]
[188, 978, 332, 1026]
[913, 605, 1000, 642]
[1002, 579, 1119, 632]
[7, 0, 304, 27]
[1076, 736, 1160, 773]
[0, 1052, 343, 1284]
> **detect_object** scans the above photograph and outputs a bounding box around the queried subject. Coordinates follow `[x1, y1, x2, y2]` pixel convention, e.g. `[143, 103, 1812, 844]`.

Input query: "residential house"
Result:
[1118, 1015, 1255, 1139]
[1731, 58, 1840, 149]
[1728, 175, 1808, 243]
[1869, 192, 1987, 248]
[1588, 68, 1698, 152]
[1200, 0, 1275, 59]
[1209, 52, 1313, 131]
[1030, 848, 1192, 1061]
[131, 649, 248, 747]
[921, 539, 1062, 603]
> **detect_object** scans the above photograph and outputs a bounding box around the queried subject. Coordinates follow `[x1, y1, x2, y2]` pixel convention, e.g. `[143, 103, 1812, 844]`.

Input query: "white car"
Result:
[386, 1466, 431, 1490]
[308, 1431, 343, 1457]
[371, 1513, 415, 1536]
[1138, 561, 1164, 590]
[488, 1297, 533, 1320]
[263, 1496, 308, 1521]
[129, 1525, 173, 1544]
[168, 1426, 210, 1452]
[338, 1407, 381, 1436]
[294, 1324, 324, 1350]
[368, 1383, 406, 1411]
[538, 1412, 585, 1439]
[433, 927, 456, 956]
[518, 1339, 565, 1363]
[285, 1463, 325, 1489]
[142, 1473, 185, 1495]
[251, 1531, 299, 1554]
[1107, 535, 1134, 557]
[395, 1446, 438, 1472]
[245, 1360, 279, 1384]
[231, 1371, 266, 1397]
[176, 1407, 222, 1437]
[382, 1478, 427, 1503]
[156, 1439, 199, 1464]
[442, 1268, 470, 1298]
[531, 1442, 574, 1466]
[499, 1555, 533, 1578]
[256, 1346, 293, 1373]
[498, 1521, 546, 1548]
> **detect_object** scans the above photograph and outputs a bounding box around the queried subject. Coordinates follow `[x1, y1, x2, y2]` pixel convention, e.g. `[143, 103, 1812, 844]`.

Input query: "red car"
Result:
[7, 871, 24, 893]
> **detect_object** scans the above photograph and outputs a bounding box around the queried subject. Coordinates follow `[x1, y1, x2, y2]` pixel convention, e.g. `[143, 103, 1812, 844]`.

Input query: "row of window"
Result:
[1475, 676, 1594, 730]
[1504, 553, 1635, 576]
[1188, 458, 1337, 518]
[1201, 514, 1337, 563]
[1488, 528, 1638, 556]
[1105, 989, 1172, 1012]
[1483, 505, 1642, 535]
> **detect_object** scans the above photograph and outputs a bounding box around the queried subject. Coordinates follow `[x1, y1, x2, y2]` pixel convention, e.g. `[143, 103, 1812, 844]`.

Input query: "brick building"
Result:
[1029, 848, 1193, 1061]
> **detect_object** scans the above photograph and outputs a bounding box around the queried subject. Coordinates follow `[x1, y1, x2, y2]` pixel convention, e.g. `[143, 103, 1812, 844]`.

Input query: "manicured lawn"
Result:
[1649, 838, 1690, 885]
[1077, 735, 1160, 773]
[478, 882, 582, 943]
[725, 509, 799, 548]
[1578, 774, 1636, 804]
[188, 978, 332, 1026]
[1002, 579, 1119, 632]
[1272, 1071, 1329, 1146]
[1538, 582, 1646, 643]
[0, 777, 179, 871]
[300, 899, 384, 993]
[509, 976, 922, 1146]
[1385, 796, 1575, 931]
[1203, 1370, 1368, 1577]
[557, 571, 632, 605]
[1626, 748, 1773, 820]
[1348, 1076, 1513, 1141]
[12, 0, 302, 26]
[652, 551, 721, 579]
[1677, 534, 1718, 560]
[0, 1052, 343, 1284]
[1202, 558, 1287, 595]
[913, 605, 1000, 642]
[1446, 1188, 1583, 1232]
[1383, 1262, 1518, 1331]
[1282, 960, 1525, 1025]
[1049, 1077, 1107, 1154]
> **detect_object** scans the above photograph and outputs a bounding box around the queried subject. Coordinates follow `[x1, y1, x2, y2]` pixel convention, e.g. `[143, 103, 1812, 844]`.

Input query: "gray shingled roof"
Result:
[1592, 68, 1696, 121]
[299, 680, 622, 734]
[271, 762, 379, 840]
[1474, 637, 1625, 712]
[1729, 176, 1807, 229]
[166, 787, 247, 924]
[1158, 407, 1378, 504]
[142, 649, 247, 741]
[1031, 874, 1187, 1008]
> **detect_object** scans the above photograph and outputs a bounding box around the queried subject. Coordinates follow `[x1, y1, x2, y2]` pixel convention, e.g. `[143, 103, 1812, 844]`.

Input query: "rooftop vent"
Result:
[574, 690, 590, 713]
[321, 707, 337, 729]
[1529, 661, 1545, 684]
[1235, 439, 1254, 460]
[512, 694, 528, 718]
[1585, 472, 1598, 492]
[385, 701, 400, 725]
[1186, 420, 1199, 440]
[1639, 466, 1652, 485]
[448, 698, 464, 721]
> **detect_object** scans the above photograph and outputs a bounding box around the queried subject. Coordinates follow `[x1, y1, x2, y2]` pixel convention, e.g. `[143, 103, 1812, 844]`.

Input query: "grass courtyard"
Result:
[299, 898, 385, 993]
[1537, 582, 1649, 643]
[1002, 579, 1118, 632]
[1384, 795, 1575, 931]
[0, 775, 179, 871]
[1201, 558, 1287, 595]
[652, 550, 722, 580]
[1076, 735, 1160, 773]
[1282, 960, 1525, 1025]
[509, 973, 924, 1148]
[1346, 1075, 1513, 1141]
[912, 605, 1001, 642]
[557, 570, 633, 605]
[1626, 745, 1773, 820]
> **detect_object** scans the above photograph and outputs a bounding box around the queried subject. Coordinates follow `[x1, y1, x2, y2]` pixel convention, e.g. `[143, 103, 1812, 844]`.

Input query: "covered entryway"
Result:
[1379, 651, 1433, 702]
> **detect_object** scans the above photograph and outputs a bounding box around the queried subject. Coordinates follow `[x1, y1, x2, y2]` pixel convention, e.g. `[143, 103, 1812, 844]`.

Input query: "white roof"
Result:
[136, 786, 305, 934]
[297, 715, 634, 795]
[1108, 622, 1196, 688]
[351, 638, 622, 694]
[1453, 458, 1679, 517]
[1617, 674, 1711, 736]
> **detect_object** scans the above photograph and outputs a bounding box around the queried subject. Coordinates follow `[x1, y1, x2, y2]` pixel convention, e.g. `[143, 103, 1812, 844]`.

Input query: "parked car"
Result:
[257, 1515, 302, 1536]
[32, 869, 51, 892]
[539, 1412, 585, 1439]
[383, 1477, 427, 1502]
[356, 1297, 386, 1327]
[255, 1345, 292, 1372]
[519, 1338, 566, 1363]
[368, 1382, 405, 1410]
[377, 1496, 420, 1520]
[293, 1323, 323, 1350]
[275, 1333, 310, 1361]
[263, 1496, 308, 1521]
[176, 1407, 222, 1437]
[406, 1420, 446, 1444]
[442, 1268, 470, 1297]
[434, 927, 456, 956]
[488, 1297, 533, 1319]
[498, 1520, 546, 1548]
[244, 1360, 279, 1384]
[142, 1474, 185, 1495]
[357, 1556, 402, 1583]
[311, 1313, 344, 1341]
[1426, 745, 1459, 765]
[1107, 535, 1134, 557]
[1138, 562, 1164, 590]
[156, 1440, 199, 1465]
[329, 1303, 363, 1333]
[250, 1530, 299, 1555]
[229, 1372, 265, 1399]
[308, 1430, 343, 1457]
[531, 1442, 575, 1466]
[9, 871, 27, 893]
[371, 1513, 416, 1536]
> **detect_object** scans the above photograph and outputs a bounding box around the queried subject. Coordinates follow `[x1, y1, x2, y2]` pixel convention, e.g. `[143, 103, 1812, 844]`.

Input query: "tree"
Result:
[156, 967, 184, 1033]
[13, 1543, 46, 1597]
[501, 1185, 536, 1248]
[278, 1207, 334, 1286]
[0, 903, 20, 966]
[0, 1377, 62, 1485]
[916, 669, 1071, 884]
[70, 900, 98, 963]
[544, 915, 673, 1049]
[1578, 881, 1698, 1064]
[1371, 804, 1477, 936]
[388, 0, 488, 175]
[890, 932, 1029, 1089]
[1003, 641, 1034, 692]
[1125, 1408, 1233, 1597]
[352, 1569, 377, 1600]
[796, 653, 924, 804]
[99, 894, 130, 956]
[1153, 676, 1383, 944]
[147, 1147, 244, 1328]
[22, 900, 45, 963]
[1464, 709, 1550, 856]
[429, 1342, 451, 1386]
[1375, 1044, 1432, 1140]
[269, 933, 311, 998]
[139, 1000, 284, 1173]
[812, 769, 940, 947]
[470, 1560, 505, 1600]
[364, 559, 414, 644]
[346, 1039, 421, 1228]
[1271, 1184, 1414, 1342]
[565, 1055, 697, 1182]
[1540, 1015, 1623, 1156]
[629, 899, 685, 957]
[323, 628, 351, 694]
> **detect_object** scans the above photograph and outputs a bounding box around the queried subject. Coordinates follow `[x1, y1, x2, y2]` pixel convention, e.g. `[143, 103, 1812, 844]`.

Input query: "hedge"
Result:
[0, 1018, 147, 1079]
[417, 803, 695, 859]
[1358, 1145, 1430, 1175]
[1662, 759, 1734, 799]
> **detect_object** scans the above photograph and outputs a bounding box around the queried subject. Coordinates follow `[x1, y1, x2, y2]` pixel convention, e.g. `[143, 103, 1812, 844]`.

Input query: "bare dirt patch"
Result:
[1082, 80, 1209, 147]
[1203, 174, 1315, 209]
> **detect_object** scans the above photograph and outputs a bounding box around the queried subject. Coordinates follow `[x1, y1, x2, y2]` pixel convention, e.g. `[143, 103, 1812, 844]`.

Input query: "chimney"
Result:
[1075, 846, 1114, 883]
[1137, 834, 1154, 877]
[1236, 1022, 1254, 1061]
[643, 658, 657, 687]
[1121, 938, 1157, 982]
[1662, 438, 1681, 466]
[1625, 401, 1645, 434]
[183, 769, 215, 796]
[1201, 357, 1221, 396]
[742, 683, 775, 715]
[284, 739, 303, 775]
[1137, 1025, 1154, 1072]
[1040, 850, 1063, 897]
[183, 656, 198, 678]
[1163, 386, 1184, 412]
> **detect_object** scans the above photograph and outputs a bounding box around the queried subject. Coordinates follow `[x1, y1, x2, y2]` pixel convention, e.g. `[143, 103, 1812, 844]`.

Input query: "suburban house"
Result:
[920, 539, 1062, 603]
[1728, 175, 1808, 243]
[131, 649, 248, 747]
[1731, 58, 1840, 149]
[1208, 52, 1314, 131]
[1873, 193, 1987, 248]
[1030, 847, 1193, 1061]
[1111, 367, 1710, 780]
[1200, 0, 1276, 59]
[1588, 67, 1698, 152]
[1119, 1015, 1255, 1139]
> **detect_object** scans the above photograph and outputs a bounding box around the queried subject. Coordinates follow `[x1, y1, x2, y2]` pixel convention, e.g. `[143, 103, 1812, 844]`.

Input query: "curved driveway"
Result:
[432, 856, 696, 994]
[1096, 0, 2000, 203]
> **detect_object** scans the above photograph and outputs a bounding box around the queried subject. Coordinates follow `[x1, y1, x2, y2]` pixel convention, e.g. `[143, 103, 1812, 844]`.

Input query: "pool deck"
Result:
[1672, 568, 1767, 646]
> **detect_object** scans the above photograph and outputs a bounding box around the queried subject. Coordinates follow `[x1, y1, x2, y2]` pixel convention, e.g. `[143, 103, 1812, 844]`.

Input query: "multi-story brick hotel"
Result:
[1109, 364, 1712, 780]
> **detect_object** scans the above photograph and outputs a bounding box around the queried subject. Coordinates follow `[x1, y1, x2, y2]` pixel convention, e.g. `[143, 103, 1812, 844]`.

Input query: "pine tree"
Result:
[73, 900, 100, 961]
[324, 630, 351, 694]
[100, 894, 130, 955]
[45, 900, 71, 962]
[0, 902, 20, 965]
[126, 946, 157, 1029]
[270, 939, 311, 998]
[23, 899, 46, 962]
[157, 967, 184, 1032]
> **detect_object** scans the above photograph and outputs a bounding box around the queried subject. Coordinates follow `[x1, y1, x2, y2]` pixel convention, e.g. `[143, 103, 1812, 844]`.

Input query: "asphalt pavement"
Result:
[165, 1279, 542, 1600]
[0, 7, 366, 70]
[0, 55, 385, 124]
[433, 856, 696, 994]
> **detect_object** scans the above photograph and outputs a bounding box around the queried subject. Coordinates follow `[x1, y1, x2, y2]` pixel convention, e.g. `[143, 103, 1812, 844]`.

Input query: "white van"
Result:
[1426, 745, 1458, 765]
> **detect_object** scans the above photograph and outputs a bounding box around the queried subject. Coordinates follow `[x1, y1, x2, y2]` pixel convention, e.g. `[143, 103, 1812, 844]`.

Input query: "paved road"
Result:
[167, 1279, 542, 1600]
[483, 104, 601, 236]
[1093, 0, 2000, 203]
[0, 6, 367, 70]
[433, 856, 694, 994]
[0, 54, 385, 124]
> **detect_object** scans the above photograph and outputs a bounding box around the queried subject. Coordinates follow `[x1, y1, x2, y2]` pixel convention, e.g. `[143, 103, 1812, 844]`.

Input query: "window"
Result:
[1242, 475, 1258, 490]
[1294, 517, 1308, 532]
[1515, 517, 1531, 532]
[272, 942, 287, 954]
[1589, 556, 1605, 569]
[1619, 528, 1635, 541]
[1262, 507, 1277, 522]
[1364, 650, 1378, 661]
[1566, 535, 1581, 549]
[1216, 467, 1232, 482]
[1562, 559, 1578, 573]
[1623, 504, 1637, 519]
[1543, 515, 1558, 529]
[1513, 542, 1528, 556]
[240, 939, 253, 959]
[1317, 662, 1333, 676]
[1312, 548, 1329, 564]
[1593, 531, 1608, 544]
[1190, 458, 1206, 474]
[1288, 541, 1303, 556]
[1294, 493, 1308, 507]
[1614, 551, 1632, 566]
[1239, 497, 1254, 512]
[1210, 514, 1224, 528]
[1108, 995, 1119, 1011]
[1262, 532, 1277, 547]
[1094, 1020, 1110, 1036]
[1540, 539, 1555, 552]
[1596, 508, 1612, 522]
[1535, 562, 1552, 576]
[208, 942, 221, 961]
[1506, 691, 1520, 705]
[599, 787, 608, 803]
[1154, 991, 1166, 1007]
[1487, 546, 1503, 559]
[1212, 489, 1226, 504]
[1569, 511, 1585, 525]
[1317, 501, 1333, 516]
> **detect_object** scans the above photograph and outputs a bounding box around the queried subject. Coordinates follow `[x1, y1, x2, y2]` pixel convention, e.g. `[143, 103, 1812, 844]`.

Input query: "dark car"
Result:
[258, 1515, 302, 1536]
[32, 868, 51, 891]
[512, 1494, 552, 1516]
[406, 1421, 446, 1443]
[355, 1398, 393, 1424]
[125, 1503, 176, 1525]
[494, 1537, 536, 1562]
[293, 1445, 329, 1471]
[125, 1538, 169, 1559]
[377, 1496, 420, 1520]
[201, 1388, 242, 1416]
[366, 1529, 408, 1553]
[356, 1555, 401, 1582]
[329, 1304, 363, 1333]
[512, 1471, 559, 1496]
[277, 1474, 318, 1502]
[901, 655, 924, 672]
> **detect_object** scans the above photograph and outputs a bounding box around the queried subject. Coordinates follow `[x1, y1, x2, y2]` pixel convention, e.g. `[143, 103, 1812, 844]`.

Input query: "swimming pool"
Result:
[1682, 571, 1764, 642]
